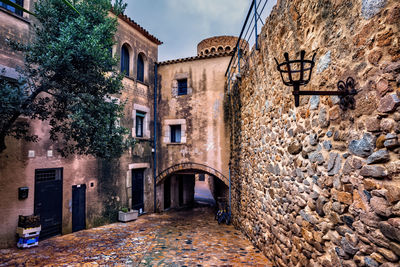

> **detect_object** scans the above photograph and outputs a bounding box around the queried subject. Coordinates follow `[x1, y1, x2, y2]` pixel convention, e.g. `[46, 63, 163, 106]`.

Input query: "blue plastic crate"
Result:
[18, 236, 39, 245]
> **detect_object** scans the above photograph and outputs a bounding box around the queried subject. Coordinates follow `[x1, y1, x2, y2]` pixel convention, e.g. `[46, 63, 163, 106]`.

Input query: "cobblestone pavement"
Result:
[0, 207, 271, 266]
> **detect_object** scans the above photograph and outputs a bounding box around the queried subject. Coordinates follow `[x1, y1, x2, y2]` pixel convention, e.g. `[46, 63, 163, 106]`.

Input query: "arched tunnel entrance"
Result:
[156, 163, 229, 211]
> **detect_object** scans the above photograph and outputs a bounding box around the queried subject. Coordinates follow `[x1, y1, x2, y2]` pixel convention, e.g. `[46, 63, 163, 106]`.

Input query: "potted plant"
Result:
[118, 208, 138, 222]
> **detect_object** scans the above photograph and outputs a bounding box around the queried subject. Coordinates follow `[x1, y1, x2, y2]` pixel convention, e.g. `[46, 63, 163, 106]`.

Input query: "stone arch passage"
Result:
[156, 162, 228, 186]
[156, 163, 229, 211]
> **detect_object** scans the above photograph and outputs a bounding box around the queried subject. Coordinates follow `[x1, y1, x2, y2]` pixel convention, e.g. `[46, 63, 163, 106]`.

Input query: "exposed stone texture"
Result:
[327, 153, 342, 176]
[366, 117, 381, 132]
[228, 0, 400, 266]
[378, 93, 400, 113]
[366, 150, 390, 164]
[379, 221, 400, 242]
[288, 142, 302, 155]
[370, 196, 392, 217]
[309, 96, 320, 110]
[316, 51, 331, 73]
[361, 0, 388, 19]
[360, 165, 388, 178]
[348, 134, 375, 157]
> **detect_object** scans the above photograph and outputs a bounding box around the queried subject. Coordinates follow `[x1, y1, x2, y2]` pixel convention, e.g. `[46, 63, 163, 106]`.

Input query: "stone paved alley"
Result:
[0, 207, 271, 266]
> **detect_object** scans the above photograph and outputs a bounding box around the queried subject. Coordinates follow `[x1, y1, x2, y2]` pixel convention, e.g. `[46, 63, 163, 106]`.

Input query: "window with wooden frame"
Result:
[135, 111, 145, 137]
[0, 0, 23, 16]
[177, 79, 187, 96]
[170, 125, 181, 143]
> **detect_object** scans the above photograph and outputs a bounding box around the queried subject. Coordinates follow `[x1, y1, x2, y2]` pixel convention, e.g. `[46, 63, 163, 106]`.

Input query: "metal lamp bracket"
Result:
[274, 51, 358, 110]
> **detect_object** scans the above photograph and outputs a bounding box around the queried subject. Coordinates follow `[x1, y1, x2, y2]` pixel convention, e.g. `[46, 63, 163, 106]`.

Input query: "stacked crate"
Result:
[17, 215, 41, 248]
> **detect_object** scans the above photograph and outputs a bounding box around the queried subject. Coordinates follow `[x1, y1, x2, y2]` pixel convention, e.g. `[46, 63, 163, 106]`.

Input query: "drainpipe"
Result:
[153, 63, 158, 213]
[229, 166, 231, 218]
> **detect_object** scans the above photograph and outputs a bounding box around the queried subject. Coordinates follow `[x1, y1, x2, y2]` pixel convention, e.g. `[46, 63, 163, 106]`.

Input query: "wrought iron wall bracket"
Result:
[274, 51, 358, 110]
[291, 77, 357, 110]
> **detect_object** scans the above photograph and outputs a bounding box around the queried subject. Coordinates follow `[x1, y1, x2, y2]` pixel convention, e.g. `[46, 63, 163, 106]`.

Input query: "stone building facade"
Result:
[0, 3, 161, 247]
[155, 37, 238, 210]
[226, 0, 400, 266]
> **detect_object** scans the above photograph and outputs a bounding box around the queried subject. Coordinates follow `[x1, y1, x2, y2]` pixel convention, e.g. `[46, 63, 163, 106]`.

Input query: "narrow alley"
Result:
[0, 207, 271, 266]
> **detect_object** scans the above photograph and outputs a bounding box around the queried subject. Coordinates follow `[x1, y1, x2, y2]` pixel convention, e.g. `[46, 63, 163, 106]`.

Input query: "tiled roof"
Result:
[158, 51, 233, 66]
[117, 13, 163, 45]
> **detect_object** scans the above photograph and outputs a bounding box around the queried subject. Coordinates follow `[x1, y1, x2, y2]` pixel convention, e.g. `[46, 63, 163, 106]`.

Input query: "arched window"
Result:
[211, 47, 216, 53]
[225, 46, 231, 52]
[137, 53, 145, 82]
[218, 46, 224, 52]
[205, 49, 209, 54]
[121, 44, 130, 76]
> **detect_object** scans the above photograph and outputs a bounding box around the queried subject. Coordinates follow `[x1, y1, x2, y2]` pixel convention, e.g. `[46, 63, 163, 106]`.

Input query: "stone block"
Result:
[348, 133, 375, 157]
[379, 221, 400, 242]
[361, 0, 387, 19]
[327, 152, 342, 176]
[377, 247, 399, 262]
[288, 142, 302, 155]
[378, 93, 400, 113]
[359, 165, 388, 178]
[365, 116, 381, 132]
[370, 196, 392, 217]
[366, 149, 390, 164]
[316, 51, 331, 73]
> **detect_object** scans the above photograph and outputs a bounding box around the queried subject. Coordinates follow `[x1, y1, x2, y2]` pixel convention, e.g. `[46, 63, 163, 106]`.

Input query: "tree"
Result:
[0, 0, 130, 158]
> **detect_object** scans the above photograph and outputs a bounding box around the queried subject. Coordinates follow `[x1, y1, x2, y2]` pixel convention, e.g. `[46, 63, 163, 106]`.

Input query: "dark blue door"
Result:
[132, 169, 144, 213]
[72, 184, 86, 232]
[34, 168, 63, 240]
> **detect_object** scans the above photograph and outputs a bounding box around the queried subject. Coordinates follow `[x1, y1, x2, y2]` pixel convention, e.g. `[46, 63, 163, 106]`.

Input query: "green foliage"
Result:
[120, 207, 129, 213]
[112, 0, 127, 15]
[0, 0, 130, 158]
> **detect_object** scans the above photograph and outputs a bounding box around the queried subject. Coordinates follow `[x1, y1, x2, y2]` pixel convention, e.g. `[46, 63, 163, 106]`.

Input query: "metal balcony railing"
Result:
[225, 0, 275, 92]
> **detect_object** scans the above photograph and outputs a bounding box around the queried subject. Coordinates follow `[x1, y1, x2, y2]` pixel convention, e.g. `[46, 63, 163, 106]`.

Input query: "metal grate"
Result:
[35, 169, 57, 182]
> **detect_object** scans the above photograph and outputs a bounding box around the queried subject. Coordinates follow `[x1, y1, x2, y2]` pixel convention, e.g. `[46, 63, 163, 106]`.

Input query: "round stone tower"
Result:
[197, 36, 249, 56]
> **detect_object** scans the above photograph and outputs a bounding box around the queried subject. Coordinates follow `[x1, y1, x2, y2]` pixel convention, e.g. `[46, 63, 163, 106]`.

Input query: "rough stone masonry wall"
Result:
[228, 0, 400, 266]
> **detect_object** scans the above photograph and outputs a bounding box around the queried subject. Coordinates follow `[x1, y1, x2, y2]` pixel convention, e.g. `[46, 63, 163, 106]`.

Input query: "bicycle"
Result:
[215, 198, 231, 225]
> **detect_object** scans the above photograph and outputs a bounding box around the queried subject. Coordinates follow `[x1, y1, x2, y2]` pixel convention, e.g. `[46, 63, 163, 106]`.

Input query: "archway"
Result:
[156, 163, 229, 211]
[156, 162, 228, 186]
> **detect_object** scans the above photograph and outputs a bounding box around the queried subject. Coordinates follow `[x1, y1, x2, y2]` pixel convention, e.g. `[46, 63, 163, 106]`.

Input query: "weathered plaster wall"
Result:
[0, 11, 158, 248]
[157, 56, 230, 177]
[0, 0, 34, 70]
[228, 0, 400, 266]
[156, 55, 231, 210]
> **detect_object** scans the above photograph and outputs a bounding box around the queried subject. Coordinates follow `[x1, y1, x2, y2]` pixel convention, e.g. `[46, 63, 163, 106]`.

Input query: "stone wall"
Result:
[227, 0, 400, 266]
[197, 36, 242, 56]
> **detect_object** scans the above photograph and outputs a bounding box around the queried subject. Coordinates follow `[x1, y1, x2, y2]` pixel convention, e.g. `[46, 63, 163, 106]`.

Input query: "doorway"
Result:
[34, 168, 63, 240]
[72, 184, 86, 232]
[132, 169, 144, 213]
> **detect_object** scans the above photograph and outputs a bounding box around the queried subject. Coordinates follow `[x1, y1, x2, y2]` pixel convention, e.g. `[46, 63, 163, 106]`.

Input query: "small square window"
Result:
[136, 111, 145, 137]
[177, 79, 187, 96]
[170, 125, 181, 143]
[1, 0, 24, 16]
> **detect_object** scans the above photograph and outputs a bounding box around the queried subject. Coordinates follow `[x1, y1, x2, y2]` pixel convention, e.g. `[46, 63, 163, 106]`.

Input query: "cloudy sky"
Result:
[124, 0, 277, 62]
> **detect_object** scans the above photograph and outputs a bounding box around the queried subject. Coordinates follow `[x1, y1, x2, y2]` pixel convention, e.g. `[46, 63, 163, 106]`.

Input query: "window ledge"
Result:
[123, 75, 135, 82]
[166, 142, 185, 145]
[137, 80, 149, 87]
[0, 7, 30, 24]
[135, 137, 151, 141]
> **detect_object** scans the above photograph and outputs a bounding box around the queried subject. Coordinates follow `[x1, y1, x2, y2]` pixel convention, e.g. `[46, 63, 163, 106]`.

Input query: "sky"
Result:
[124, 0, 277, 62]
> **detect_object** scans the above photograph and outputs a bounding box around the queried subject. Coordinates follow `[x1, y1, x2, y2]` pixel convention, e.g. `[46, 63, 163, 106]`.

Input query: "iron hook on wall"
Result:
[274, 50, 357, 110]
